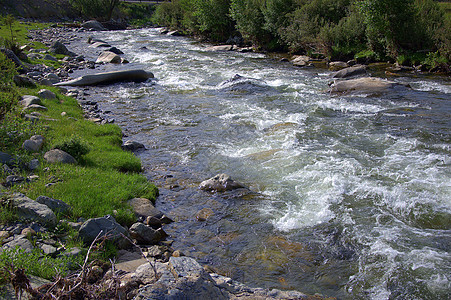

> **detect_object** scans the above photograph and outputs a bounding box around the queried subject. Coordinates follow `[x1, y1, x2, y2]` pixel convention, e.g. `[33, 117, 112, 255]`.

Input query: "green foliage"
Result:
[281, 0, 351, 53]
[118, 2, 156, 27]
[0, 52, 19, 121]
[151, 0, 184, 29]
[193, 0, 234, 41]
[0, 113, 42, 154]
[52, 134, 90, 161]
[230, 0, 269, 47]
[0, 196, 18, 225]
[0, 247, 83, 283]
[69, 0, 120, 21]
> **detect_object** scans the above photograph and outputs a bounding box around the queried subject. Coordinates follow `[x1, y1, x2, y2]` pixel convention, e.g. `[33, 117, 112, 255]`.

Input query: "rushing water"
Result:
[73, 28, 450, 299]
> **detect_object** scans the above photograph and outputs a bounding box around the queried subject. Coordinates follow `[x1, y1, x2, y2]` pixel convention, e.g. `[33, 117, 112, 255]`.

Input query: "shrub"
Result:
[0, 52, 18, 121]
[151, 0, 184, 29]
[69, 0, 120, 21]
[52, 135, 90, 161]
[281, 0, 351, 53]
[230, 0, 277, 48]
[192, 0, 234, 41]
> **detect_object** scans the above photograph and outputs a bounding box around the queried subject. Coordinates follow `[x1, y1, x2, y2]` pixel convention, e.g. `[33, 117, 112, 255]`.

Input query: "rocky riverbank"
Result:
[0, 23, 335, 299]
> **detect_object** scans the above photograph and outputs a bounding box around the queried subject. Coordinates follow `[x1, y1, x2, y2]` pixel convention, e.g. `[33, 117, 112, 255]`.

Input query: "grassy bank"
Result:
[0, 20, 158, 281]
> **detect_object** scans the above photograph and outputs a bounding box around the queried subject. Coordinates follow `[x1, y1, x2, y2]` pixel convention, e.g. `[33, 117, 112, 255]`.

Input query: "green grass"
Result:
[0, 21, 48, 49]
[6, 84, 158, 225]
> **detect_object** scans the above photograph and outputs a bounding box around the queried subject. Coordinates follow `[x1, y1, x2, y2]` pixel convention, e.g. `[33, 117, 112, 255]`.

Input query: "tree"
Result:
[69, 0, 120, 21]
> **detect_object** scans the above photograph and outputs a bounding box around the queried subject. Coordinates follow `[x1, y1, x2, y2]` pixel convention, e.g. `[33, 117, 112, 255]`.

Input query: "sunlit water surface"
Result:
[71, 28, 450, 299]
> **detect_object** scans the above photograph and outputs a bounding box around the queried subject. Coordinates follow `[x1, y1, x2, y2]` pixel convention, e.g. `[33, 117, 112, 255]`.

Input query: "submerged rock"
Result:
[217, 74, 273, 94]
[121, 140, 145, 151]
[199, 173, 246, 192]
[55, 69, 154, 86]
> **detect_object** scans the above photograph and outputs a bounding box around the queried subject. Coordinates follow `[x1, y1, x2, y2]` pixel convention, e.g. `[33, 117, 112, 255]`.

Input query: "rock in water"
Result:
[217, 74, 273, 94]
[328, 77, 409, 95]
[332, 65, 367, 78]
[199, 173, 246, 192]
[55, 69, 154, 86]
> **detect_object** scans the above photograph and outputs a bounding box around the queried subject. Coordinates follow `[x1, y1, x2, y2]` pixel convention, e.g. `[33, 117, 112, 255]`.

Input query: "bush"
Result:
[69, 0, 120, 21]
[192, 0, 234, 41]
[52, 135, 90, 161]
[281, 0, 351, 53]
[151, 0, 184, 29]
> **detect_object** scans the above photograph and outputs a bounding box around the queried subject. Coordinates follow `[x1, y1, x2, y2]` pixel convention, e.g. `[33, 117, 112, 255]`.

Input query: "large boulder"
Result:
[96, 51, 122, 64]
[199, 173, 246, 192]
[44, 149, 77, 164]
[50, 40, 75, 56]
[10, 193, 57, 225]
[78, 215, 130, 248]
[55, 69, 154, 87]
[81, 20, 106, 31]
[332, 65, 367, 78]
[0, 152, 14, 165]
[129, 222, 166, 245]
[328, 77, 409, 95]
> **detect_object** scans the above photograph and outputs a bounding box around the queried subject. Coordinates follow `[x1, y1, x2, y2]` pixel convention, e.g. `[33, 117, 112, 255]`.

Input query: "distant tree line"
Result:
[151, 0, 450, 68]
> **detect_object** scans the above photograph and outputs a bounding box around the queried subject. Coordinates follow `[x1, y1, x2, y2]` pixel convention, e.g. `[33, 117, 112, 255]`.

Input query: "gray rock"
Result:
[90, 41, 111, 48]
[332, 65, 367, 78]
[205, 45, 234, 51]
[22, 135, 45, 152]
[129, 222, 166, 245]
[328, 77, 409, 95]
[134, 257, 228, 300]
[40, 243, 57, 255]
[55, 69, 154, 87]
[199, 173, 246, 192]
[43, 54, 58, 62]
[36, 196, 71, 215]
[121, 140, 145, 151]
[82, 20, 106, 31]
[128, 198, 162, 219]
[87, 36, 108, 44]
[96, 51, 122, 64]
[291, 55, 312, 67]
[10, 193, 57, 225]
[28, 159, 40, 170]
[108, 47, 124, 55]
[0, 152, 13, 165]
[5, 175, 25, 187]
[1, 48, 27, 72]
[217, 74, 273, 94]
[44, 149, 77, 164]
[329, 61, 349, 71]
[38, 89, 56, 99]
[20, 95, 42, 107]
[22, 104, 48, 112]
[78, 215, 130, 248]
[169, 256, 205, 278]
[13, 75, 36, 87]
[44, 73, 60, 84]
[2, 236, 34, 253]
[50, 40, 75, 56]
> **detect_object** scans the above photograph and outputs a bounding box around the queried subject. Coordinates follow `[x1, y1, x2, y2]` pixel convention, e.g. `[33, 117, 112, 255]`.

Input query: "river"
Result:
[72, 28, 450, 299]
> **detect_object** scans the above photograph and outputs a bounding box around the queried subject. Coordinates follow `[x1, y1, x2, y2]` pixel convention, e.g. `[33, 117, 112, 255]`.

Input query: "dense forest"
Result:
[151, 0, 450, 69]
